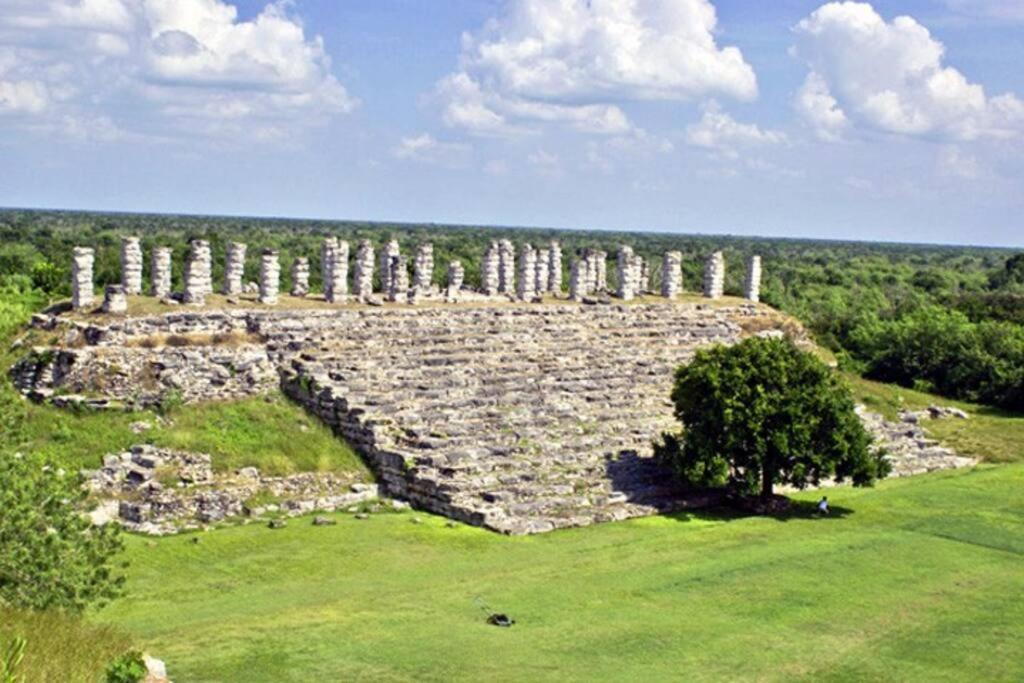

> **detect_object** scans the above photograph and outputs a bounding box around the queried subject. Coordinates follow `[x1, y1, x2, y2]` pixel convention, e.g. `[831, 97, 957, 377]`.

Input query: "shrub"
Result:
[104, 651, 147, 683]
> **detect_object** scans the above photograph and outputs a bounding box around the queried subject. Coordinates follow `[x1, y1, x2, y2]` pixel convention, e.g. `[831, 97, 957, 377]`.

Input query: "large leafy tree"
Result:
[658, 337, 888, 502]
[0, 453, 124, 612]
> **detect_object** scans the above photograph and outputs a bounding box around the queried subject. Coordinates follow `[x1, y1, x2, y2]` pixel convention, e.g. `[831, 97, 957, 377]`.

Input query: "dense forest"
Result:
[1, 208, 1022, 411]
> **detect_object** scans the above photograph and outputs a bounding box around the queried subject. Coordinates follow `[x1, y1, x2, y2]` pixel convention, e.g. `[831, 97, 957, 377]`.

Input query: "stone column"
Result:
[639, 258, 651, 295]
[379, 240, 400, 295]
[291, 257, 310, 297]
[102, 284, 127, 314]
[516, 244, 536, 301]
[321, 238, 337, 301]
[482, 242, 500, 295]
[744, 255, 762, 303]
[387, 255, 409, 303]
[498, 239, 515, 294]
[259, 249, 280, 305]
[150, 247, 172, 298]
[595, 250, 608, 291]
[703, 251, 725, 299]
[569, 258, 583, 302]
[661, 251, 683, 299]
[413, 243, 434, 292]
[222, 242, 247, 296]
[535, 248, 550, 297]
[353, 240, 374, 302]
[617, 246, 636, 301]
[120, 237, 143, 295]
[71, 247, 95, 310]
[548, 240, 563, 294]
[583, 249, 598, 294]
[446, 261, 464, 301]
[333, 240, 350, 298]
[183, 240, 212, 305]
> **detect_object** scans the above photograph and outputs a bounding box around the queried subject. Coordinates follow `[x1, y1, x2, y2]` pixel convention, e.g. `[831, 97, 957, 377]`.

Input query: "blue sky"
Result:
[0, 1, 1021, 246]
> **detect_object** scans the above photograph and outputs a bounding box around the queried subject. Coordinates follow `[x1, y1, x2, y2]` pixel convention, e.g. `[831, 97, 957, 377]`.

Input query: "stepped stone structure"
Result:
[517, 244, 537, 301]
[102, 285, 127, 314]
[353, 241, 374, 302]
[482, 242, 500, 295]
[120, 237, 143, 295]
[703, 251, 725, 299]
[71, 247, 95, 310]
[661, 251, 683, 299]
[548, 241, 563, 294]
[223, 242, 247, 296]
[150, 247, 172, 299]
[535, 248, 550, 296]
[291, 257, 310, 297]
[258, 249, 280, 305]
[379, 240, 400, 296]
[498, 240, 515, 295]
[617, 246, 637, 301]
[447, 261, 465, 300]
[183, 240, 212, 305]
[745, 255, 762, 303]
[413, 244, 434, 292]
[387, 256, 409, 303]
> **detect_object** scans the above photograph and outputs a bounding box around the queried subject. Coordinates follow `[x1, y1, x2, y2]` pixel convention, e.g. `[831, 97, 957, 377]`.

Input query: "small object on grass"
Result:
[817, 496, 830, 515]
[486, 613, 515, 628]
[354, 513, 369, 520]
[191, 536, 200, 544]
[267, 519, 287, 529]
[411, 516, 423, 525]
[445, 520, 457, 528]
[312, 515, 336, 526]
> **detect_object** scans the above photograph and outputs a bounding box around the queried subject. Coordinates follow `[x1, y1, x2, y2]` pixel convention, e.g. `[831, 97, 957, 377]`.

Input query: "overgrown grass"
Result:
[0, 607, 133, 682]
[847, 373, 1024, 464]
[97, 465, 1024, 682]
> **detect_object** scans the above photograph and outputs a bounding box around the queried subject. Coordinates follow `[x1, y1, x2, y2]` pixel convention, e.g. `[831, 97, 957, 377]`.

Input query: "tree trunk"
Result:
[761, 463, 773, 500]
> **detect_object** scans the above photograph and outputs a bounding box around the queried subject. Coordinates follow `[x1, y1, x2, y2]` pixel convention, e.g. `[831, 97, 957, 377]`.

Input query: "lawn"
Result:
[96, 464, 1024, 682]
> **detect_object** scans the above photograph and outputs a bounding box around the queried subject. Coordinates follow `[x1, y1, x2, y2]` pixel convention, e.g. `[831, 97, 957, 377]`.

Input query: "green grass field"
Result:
[94, 464, 1024, 682]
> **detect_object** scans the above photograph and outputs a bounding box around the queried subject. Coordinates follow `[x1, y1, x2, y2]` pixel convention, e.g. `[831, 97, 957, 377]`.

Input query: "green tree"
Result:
[0, 453, 125, 613]
[658, 337, 888, 502]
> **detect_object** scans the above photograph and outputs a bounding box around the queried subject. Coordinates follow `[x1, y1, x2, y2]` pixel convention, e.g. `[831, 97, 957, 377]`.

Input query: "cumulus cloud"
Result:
[391, 133, 471, 167]
[0, 0, 355, 142]
[437, 0, 757, 135]
[686, 101, 785, 151]
[792, 2, 1024, 141]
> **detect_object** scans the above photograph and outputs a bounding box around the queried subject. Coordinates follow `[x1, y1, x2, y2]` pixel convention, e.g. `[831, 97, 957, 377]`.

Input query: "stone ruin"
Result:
[259, 249, 280, 305]
[183, 240, 212, 305]
[291, 257, 310, 298]
[120, 237, 143, 295]
[71, 247, 95, 310]
[224, 242, 247, 296]
[151, 247, 172, 299]
[703, 251, 725, 299]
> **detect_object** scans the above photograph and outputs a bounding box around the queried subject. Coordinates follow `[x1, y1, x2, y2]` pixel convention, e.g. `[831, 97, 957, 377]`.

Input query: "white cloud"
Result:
[392, 133, 471, 167]
[686, 101, 785, 151]
[792, 2, 1024, 141]
[438, 0, 757, 135]
[937, 145, 981, 179]
[0, 0, 355, 142]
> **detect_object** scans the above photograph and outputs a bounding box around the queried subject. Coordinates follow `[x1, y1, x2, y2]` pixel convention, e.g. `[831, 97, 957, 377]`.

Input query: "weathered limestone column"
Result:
[150, 247, 172, 298]
[259, 249, 280, 305]
[498, 239, 515, 294]
[353, 240, 374, 302]
[102, 284, 127, 314]
[703, 251, 725, 299]
[379, 240, 400, 295]
[744, 255, 762, 303]
[120, 237, 143, 295]
[291, 257, 310, 297]
[183, 240, 212, 305]
[413, 243, 434, 291]
[617, 246, 636, 301]
[583, 249, 598, 294]
[446, 261, 464, 301]
[482, 242, 500, 295]
[639, 258, 651, 294]
[569, 258, 583, 302]
[321, 238, 337, 301]
[596, 250, 608, 291]
[223, 242, 247, 296]
[387, 255, 409, 303]
[661, 251, 683, 299]
[516, 244, 537, 301]
[71, 247, 95, 310]
[333, 240, 350, 298]
[548, 240, 562, 294]
[535, 248, 550, 297]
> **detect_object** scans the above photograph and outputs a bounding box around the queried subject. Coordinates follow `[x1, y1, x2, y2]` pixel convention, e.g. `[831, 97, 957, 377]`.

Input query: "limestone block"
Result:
[744, 255, 762, 303]
[150, 247, 173, 298]
[102, 284, 127, 315]
[120, 237, 143, 295]
[259, 249, 280, 305]
[71, 247, 95, 309]
[291, 257, 310, 297]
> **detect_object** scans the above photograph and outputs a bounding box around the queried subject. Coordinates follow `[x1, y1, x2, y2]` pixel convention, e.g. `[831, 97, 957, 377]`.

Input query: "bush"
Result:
[105, 651, 147, 683]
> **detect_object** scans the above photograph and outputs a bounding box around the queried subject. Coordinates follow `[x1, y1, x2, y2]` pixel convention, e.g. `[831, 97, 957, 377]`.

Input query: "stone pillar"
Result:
[102, 284, 127, 315]
[334, 240, 350, 298]
[482, 242, 500, 295]
[353, 240, 374, 302]
[639, 258, 651, 295]
[516, 244, 537, 301]
[596, 250, 608, 291]
[291, 257, 310, 297]
[548, 241, 563, 294]
[569, 258, 583, 302]
[617, 246, 636, 301]
[222, 242, 246, 296]
[321, 238, 337, 301]
[583, 249, 598, 294]
[150, 247, 172, 298]
[379, 240, 400, 295]
[661, 251, 683, 299]
[259, 249, 280, 305]
[413, 243, 434, 292]
[703, 251, 725, 299]
[387, 255, 409, 303]
[535, 248, 550, 297]
[446, 261, 464, 301]
[71, 247, 95, 310]
[120, 237, 143, 295]
[498, 239, 515, 294]
[744, 255, 762, 303]
[183, 240, 212, 305]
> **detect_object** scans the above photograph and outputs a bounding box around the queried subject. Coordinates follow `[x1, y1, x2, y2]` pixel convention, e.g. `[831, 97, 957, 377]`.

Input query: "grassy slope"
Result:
[97, 465, 1024, 682]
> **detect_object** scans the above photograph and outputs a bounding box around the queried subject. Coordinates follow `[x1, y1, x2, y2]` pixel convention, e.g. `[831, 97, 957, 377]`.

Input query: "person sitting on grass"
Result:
[817, 496, 830, 515]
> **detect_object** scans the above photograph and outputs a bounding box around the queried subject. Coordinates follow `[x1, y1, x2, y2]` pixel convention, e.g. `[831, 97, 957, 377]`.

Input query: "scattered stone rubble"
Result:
[857, 406, 976, 476]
